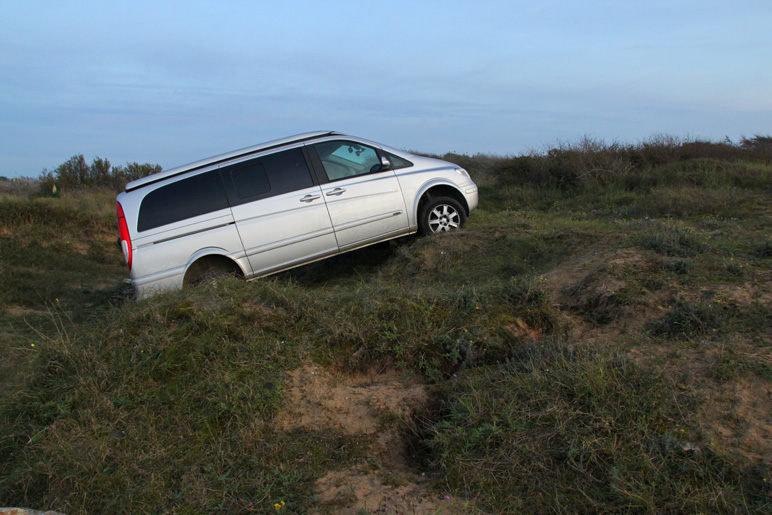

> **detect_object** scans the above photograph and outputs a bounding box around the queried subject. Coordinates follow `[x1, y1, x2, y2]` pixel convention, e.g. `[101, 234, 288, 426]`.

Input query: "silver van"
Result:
[116, 131, 478, 297]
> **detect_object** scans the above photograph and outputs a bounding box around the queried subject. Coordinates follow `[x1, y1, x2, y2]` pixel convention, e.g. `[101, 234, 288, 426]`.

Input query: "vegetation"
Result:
[38, 154, 160, 194]
[423, 344, 765, 513]
[1, 135, 771, 513]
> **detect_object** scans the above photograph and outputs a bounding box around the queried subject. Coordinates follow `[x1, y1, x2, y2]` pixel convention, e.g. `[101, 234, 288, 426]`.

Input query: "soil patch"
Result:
[700, 365, 772, 464]
[275, 365, 428, 437]
[276, 365, 464, 513]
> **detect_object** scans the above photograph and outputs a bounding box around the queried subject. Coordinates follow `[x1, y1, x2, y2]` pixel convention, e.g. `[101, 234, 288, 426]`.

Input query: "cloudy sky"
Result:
[1, 0, 770, 177]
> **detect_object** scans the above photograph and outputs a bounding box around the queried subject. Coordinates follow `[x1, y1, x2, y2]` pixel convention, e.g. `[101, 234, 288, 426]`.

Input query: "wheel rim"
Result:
[428, 204, 460, 233]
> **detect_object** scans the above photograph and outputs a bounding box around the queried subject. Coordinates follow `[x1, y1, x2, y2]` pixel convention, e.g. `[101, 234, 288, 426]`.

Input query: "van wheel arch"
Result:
[416, 186, 469, 234]
[183, 255, 244, 288]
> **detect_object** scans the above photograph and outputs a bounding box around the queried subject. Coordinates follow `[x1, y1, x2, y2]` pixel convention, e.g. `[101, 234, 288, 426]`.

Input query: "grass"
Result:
[0, 190, 126, 313]
[1, 135, 771, 513]
[419, 343, 769, 513]
[1, 283, 369, 513]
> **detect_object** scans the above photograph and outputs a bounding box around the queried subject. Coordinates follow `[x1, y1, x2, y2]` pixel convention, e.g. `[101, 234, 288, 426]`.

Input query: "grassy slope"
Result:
[1, 140, 771, 513]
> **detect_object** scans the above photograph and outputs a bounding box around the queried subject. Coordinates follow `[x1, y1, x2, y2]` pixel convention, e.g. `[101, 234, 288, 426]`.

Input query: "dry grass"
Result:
[1, 134, 771, 513]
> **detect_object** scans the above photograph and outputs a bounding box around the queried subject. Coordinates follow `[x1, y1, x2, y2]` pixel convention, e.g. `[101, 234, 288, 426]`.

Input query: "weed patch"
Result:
[0, 192, 125, 311]
[419, 342, 770, 513]
[649, 299, 725, 339]
[649, 295, 771, 341]
[0, 286, 367, 513]
[638, 224, 706, 257]
[753, 240, 772, 258]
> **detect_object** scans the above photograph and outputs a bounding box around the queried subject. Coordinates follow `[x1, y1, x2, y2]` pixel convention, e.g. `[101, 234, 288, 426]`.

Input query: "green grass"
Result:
[2, 135, 771, 513]
[1, 283, 369, 513]
[420, 343, 770, 513]
[0, 191, 126, 312]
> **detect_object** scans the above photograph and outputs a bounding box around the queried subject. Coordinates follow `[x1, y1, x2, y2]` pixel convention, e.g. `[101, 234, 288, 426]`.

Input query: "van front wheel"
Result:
[418, 197, 466, 235]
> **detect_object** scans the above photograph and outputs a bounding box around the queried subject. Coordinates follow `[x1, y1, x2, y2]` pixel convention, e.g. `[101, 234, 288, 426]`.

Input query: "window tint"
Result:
[225, 147, 314, 205]
[138, 170, 229, 232]
[385, 151, 413, 170]
[314, 141, 382, 181]
[231, 162, 270, 198]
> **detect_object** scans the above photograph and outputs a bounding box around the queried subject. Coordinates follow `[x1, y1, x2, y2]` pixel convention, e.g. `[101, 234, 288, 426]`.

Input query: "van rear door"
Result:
[129, 168, 248, 293]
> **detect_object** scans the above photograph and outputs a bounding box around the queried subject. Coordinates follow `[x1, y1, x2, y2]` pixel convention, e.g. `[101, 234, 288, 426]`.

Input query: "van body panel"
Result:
[397, 169, 479, 230]
[307, 139, 411, 249]
[320, 171, 410, 249]
[132, 268, 186, 297]
[229, 185, 338, 276]
[130, 209, 247, 296]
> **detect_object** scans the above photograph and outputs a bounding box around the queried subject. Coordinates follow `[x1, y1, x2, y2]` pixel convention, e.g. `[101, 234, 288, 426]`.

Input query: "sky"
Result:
[1, 0, 770, 178]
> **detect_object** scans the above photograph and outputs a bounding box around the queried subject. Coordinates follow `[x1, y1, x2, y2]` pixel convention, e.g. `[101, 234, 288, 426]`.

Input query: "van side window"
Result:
[314, 141, 382, 181]
[231, 162, 271, 198]
[224, 147, 314, 206]
[384, 151, 413, 170]
[137, 170, 229, 232]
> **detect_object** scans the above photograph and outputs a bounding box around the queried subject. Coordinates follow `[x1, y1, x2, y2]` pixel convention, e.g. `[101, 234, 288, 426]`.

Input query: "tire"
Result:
[184, 258, 241, 288]
[418, 197, 466, 235]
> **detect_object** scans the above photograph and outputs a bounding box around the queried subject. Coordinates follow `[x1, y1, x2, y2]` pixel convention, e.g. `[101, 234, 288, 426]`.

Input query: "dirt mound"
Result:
[275, 365, 465, 514]
[705, 375, 772, 464]
[545, 247, 772, 468]
[314, 470, 447, 515]
[275, 365, 428, 437]
[545, 248, 670, 345]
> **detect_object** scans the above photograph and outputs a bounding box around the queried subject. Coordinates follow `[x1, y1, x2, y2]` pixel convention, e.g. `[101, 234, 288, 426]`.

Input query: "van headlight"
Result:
[454, 167, 470, 178]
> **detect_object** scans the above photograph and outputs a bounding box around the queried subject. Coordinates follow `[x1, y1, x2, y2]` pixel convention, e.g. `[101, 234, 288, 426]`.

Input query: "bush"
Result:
[491, 135, 772, 193]
[0, 177, 39, 197]
[39, 155, 161, 194]
[740, 134, 772, 154]
[638, 224, 706, 257]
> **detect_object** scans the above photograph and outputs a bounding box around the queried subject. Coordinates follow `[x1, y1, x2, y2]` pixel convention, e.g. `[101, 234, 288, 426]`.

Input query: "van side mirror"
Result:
[380, 156, 392, 171]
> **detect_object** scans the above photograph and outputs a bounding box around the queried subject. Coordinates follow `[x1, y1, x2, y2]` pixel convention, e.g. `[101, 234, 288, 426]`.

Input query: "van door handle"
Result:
[326, 188, 346, 196]
[299, 194, 321, 203]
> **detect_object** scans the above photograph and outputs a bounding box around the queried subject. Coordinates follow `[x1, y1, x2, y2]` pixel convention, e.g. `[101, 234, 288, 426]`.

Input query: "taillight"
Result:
[117, 202, 132, 270]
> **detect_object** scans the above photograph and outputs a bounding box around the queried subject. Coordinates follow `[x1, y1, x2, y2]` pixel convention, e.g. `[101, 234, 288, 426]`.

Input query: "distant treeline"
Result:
[32, 134, 772, 195]
[434, 134, 772, 189]
[38, 154, 161, 194]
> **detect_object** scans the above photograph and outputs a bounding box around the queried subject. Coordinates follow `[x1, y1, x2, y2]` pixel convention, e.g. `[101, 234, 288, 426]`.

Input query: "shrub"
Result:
[649, 299, 724, 339]
[440, 152, 502, 186]
[39, 155, 161, 193]
[753, 240, 772, 258]
[638, 224, 706, 257]
[740, 134, 772, 154]
[491, 135, 772, 193]
[0, 177, 39, 197]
